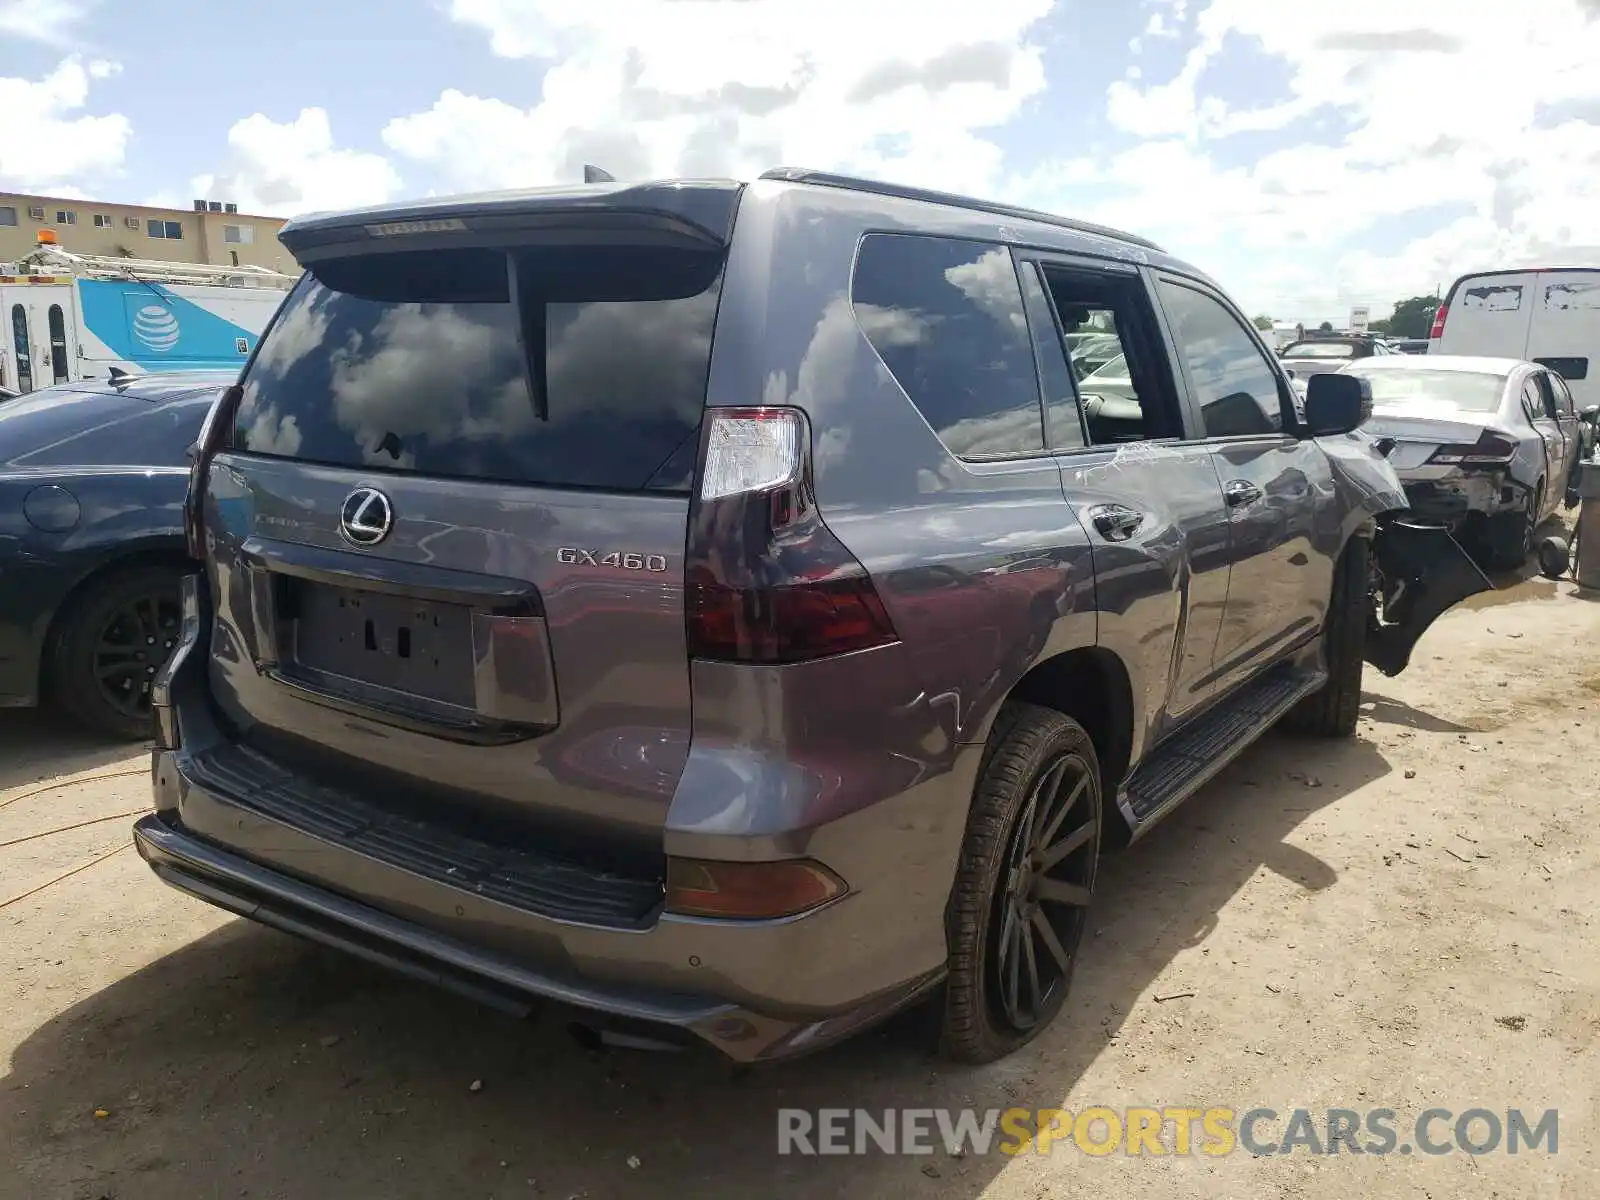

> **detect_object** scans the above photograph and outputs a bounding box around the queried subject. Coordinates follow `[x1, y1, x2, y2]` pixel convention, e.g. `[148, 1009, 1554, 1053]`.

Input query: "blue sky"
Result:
[5, 0, 1600, 322]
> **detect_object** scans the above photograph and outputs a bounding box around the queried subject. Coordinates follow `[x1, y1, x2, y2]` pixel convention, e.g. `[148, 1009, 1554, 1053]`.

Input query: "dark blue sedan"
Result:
[0, 372, 232, 738]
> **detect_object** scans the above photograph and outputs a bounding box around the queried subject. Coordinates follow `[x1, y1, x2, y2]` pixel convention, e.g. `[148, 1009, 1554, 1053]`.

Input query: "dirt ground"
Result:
[4, 562, 1599, 1199]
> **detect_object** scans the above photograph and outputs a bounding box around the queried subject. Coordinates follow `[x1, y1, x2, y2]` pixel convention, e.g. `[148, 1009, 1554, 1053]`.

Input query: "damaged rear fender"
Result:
[1364, 518, 1494, 677]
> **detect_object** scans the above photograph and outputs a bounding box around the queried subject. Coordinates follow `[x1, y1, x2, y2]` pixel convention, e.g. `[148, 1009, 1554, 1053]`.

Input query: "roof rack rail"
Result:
[19, 243, 297, 289]
[758, 167, 1163, 253]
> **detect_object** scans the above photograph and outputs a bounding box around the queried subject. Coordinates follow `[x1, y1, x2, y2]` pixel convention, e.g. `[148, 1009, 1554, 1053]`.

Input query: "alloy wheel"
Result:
[92, 592, 182, 721]
[989, 751, 1099, 1031]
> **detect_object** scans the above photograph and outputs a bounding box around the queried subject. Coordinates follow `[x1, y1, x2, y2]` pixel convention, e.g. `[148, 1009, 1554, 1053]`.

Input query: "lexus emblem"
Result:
[339, 487, 393, 546]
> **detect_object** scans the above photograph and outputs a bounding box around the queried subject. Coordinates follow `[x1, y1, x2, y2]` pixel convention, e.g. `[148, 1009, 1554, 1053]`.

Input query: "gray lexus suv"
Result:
[137, 169, 1492, 1064]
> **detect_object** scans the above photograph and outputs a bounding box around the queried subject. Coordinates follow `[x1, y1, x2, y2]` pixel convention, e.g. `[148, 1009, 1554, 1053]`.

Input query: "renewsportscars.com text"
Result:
[777, 1106, 1559, 1158]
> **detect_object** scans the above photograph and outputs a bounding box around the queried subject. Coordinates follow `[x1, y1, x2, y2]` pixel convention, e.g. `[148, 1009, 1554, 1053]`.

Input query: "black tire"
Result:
[49, 563, 184, 740]
[1283, 536, 1369, 738]
[939, 702, 1102, 1064]
[1481, 482, 1540, 571]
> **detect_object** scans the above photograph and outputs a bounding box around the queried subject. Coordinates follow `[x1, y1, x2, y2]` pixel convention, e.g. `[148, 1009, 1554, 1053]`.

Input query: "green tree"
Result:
[1252, 314, 1274, 331]
[1387, 295, 1440, 339]
[1368, 317, 1392, 335]
[1317, 321, 1334, 333]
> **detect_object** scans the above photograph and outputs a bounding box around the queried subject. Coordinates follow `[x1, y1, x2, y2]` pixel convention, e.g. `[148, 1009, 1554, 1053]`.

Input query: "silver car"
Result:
[1346, 355, 1586, 568]
[1278, 336, 1391, 383]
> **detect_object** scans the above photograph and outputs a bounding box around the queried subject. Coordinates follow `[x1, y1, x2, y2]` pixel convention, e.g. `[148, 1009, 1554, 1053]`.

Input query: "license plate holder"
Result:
[286, 579, 477, 708]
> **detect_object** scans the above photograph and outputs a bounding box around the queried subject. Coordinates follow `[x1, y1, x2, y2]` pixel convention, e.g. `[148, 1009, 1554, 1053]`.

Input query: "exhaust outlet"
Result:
[566, 1020, 686, 1054]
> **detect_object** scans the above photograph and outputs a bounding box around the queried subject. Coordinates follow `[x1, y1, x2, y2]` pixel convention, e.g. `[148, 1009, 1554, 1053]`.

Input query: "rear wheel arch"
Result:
[41, 544, 193, 698]
[1003, 647, 1135, 849]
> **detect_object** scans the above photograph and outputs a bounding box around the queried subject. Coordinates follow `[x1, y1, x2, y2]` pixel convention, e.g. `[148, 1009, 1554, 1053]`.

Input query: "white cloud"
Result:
[384, 0, 1053, 195]
[187, 108, 402, 217]
[0, 57, 131, 190]
[1030, 0, 1600, 317]
[0, 0, 89, 44]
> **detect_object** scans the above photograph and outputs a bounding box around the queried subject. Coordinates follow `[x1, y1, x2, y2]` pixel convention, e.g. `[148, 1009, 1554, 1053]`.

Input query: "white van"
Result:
[1431, 267, 1600, 413]
[1431, 268, 1600, 493]
[0, 245, 292, 398]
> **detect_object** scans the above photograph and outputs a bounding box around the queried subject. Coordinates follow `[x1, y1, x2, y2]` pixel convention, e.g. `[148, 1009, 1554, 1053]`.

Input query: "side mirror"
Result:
[1581, 405, 1599, 426]
[1303, 373, 1373, 436]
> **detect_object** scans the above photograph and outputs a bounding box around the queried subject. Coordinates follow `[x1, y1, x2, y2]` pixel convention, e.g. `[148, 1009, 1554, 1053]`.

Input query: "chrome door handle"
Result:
[1089, 504, 1143, 541]
[1224, 480, 1263, 507]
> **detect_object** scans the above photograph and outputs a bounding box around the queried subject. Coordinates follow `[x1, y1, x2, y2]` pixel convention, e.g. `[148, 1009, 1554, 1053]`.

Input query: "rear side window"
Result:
[230, 244, 723, 491]
[1543, 280, 1600, 311]
[1547, 372, 1577, 414]
[1535, 356, 1589, 383]
[852, 234, 1044, 459]
[1533, 373, 1561, 419]
[1460, 282, 1524, 312]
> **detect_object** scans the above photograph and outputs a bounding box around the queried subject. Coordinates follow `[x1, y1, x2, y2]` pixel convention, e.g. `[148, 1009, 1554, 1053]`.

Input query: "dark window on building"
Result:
[1158, 281, 1285, 437]
[0, 207, 17, 227]
[55, 209, 77, 225]
[148, 220, 183, 240]
[852, 233, 1044, 459]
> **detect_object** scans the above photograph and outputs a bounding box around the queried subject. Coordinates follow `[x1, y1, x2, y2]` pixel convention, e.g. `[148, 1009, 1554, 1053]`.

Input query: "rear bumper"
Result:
[135, 795, 944, 1062]
[141, 573, 974, 1061]
[1398, 470, 1520, 527]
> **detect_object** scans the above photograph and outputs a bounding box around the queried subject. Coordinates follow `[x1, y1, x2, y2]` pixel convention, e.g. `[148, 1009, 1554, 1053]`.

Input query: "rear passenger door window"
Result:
[852, 234, 1045, 459]
[1155, 280, 1289, 438]
[1029, 260, 1186, 446]
[1015, 263, 1085, 451]
[1533, 372, 1560, 420]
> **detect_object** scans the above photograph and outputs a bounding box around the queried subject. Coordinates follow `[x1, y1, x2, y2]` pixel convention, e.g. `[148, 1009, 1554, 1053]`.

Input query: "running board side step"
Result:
[1119, 665, 1326, 837]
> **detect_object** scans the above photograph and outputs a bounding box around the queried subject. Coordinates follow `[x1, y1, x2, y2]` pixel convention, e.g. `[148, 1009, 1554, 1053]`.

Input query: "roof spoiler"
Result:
[279, 178, 744, 261]
[583, 164, 616, 184]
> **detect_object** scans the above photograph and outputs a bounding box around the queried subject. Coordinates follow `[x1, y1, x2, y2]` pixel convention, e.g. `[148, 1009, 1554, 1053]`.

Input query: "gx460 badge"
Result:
[557, 547, 669, 572]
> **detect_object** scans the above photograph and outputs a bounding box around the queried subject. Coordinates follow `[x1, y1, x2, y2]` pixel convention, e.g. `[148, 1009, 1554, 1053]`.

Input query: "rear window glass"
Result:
[230, 244, 723, 491]
[1350, 367, 1507, 413]
[851, 233, 1044, 459]
[1284, 341, 1356, 359]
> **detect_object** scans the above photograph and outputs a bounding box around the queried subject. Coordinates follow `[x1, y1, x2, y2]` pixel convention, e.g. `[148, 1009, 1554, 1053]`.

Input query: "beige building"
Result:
[0, 192, 292, 273]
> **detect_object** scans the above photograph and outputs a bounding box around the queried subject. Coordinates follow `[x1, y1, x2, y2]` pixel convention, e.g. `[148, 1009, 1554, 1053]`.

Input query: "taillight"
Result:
[1428, 303, 1448, 340]
[184, 384, 242, 560]
[685, 407, 897, 664]
[1427, 430, 1516, 466]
